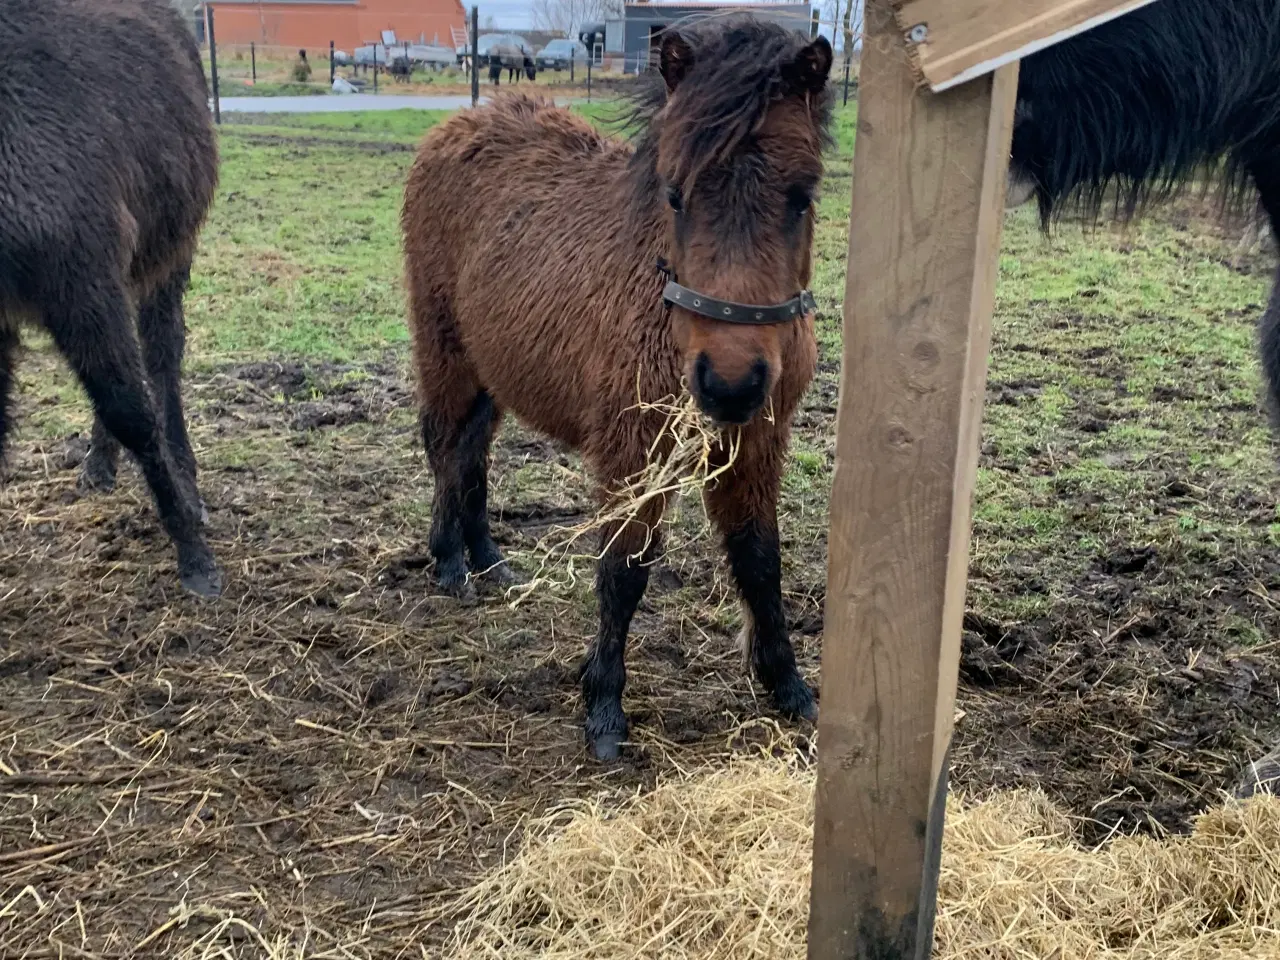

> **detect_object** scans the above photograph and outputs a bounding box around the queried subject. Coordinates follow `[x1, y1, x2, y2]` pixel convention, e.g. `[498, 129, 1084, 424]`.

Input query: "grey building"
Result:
[596, 3, 813, 73]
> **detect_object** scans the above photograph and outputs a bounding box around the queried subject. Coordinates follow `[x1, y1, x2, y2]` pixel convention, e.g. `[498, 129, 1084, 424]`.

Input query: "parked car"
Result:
[536, 38, 588, 71]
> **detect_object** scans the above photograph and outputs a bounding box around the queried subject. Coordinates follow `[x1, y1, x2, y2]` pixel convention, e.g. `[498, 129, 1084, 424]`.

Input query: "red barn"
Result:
[211, 0, 467, 54]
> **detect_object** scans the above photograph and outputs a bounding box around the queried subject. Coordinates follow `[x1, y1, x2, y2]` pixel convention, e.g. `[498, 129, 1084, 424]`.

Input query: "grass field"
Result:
[2, 101, 1279, 956]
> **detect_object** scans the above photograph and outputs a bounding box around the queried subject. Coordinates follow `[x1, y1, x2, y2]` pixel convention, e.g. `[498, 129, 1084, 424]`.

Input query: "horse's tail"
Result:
[1251, 159, 1280, 425]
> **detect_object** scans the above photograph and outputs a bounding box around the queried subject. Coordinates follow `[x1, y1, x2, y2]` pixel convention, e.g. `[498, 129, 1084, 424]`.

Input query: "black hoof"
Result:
[437, 555, 475, 600]
[78, 460, 117, 494]
[590, 731, 625, 762]
[773, 677, 818, 723]
[179, 554, 223, 599]
[482, 561, 522, 586]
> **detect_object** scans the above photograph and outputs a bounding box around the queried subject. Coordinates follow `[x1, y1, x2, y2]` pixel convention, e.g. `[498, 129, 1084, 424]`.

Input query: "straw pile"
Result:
[445, 751, 1280, 959]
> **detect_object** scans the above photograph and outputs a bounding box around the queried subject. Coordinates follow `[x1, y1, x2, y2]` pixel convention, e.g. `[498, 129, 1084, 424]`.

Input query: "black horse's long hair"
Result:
[1012, 0, 1280, 225]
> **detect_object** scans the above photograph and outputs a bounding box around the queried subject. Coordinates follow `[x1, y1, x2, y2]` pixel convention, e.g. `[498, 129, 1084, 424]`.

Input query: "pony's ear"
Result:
[659, 30, 694, 93]
[783, 36, 834, 95]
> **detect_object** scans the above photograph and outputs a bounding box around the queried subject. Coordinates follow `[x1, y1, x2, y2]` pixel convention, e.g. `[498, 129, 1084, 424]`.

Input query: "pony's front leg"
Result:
[581, 508, 662, 762]
[705, 428, 816, 722]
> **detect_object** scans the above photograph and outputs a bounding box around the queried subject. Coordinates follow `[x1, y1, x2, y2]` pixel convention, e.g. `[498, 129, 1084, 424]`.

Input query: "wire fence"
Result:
[201, 5, 860, 121]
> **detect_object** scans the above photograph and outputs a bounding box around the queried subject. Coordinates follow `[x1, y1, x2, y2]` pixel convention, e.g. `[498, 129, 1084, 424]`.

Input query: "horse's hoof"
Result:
[590, 732, 625, 762]
[1235, 745, 1280, 799]
[485, 562, 523, 586]
[180, 562, 223, 599]
[774, 679, 818, 724]
[440, 575, 477, 603]
[77, 462, 116, 494]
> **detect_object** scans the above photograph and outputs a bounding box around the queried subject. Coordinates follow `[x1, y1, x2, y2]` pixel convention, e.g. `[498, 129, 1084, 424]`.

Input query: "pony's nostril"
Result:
[694, 352, 715, 396]
[748, 359, 768, 389]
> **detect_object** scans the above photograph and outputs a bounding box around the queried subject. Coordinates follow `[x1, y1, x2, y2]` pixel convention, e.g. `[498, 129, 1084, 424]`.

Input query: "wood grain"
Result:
[895, 0, 1159, 91]
[806, 0, 1019, 956]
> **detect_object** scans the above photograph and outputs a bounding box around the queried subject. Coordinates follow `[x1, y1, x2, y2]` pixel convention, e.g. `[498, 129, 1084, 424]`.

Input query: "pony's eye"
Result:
[787, 185, 813, 214]
[667, 186, 683, 212]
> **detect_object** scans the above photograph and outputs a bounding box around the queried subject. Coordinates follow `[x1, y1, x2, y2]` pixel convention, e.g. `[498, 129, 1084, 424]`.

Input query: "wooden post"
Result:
[250, 40, 256, 83]
[470, 6, 479, 107]
[372, 42, 378, 93]
[206, 4, 220, 125]
[805, 0, 1018, 956]
[329, 40, 335, 87]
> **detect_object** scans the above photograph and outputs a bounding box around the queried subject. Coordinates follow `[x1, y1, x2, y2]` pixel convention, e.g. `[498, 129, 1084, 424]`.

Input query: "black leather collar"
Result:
[656, 258, 816, 326]
[661, 280, 817, 325]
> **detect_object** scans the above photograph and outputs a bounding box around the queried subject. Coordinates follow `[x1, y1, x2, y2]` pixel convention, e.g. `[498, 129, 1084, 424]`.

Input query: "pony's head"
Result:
[633, 18, 833, 425]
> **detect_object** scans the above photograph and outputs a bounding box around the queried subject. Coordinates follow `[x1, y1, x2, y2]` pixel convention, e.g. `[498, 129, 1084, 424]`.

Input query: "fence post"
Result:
[811, 8, 820, 38]
[470, 6, 479, 107]
[250, 41, 256, 83]
[570, 47, 574, 83]
[206, 4, 220, 124]
[330, 40, 335, 86]
[843, 55, 852, 105]
[586, 52, 592, 102]
[373, 42, 378, 93]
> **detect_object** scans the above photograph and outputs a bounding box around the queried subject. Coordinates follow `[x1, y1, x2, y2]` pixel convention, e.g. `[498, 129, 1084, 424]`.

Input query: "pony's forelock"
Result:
[621, 16, 833, 204]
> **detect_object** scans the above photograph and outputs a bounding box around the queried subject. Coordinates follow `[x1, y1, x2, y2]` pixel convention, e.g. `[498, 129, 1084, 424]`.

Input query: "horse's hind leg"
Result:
[421, 391, 505, 595]
[0, 322, 17, 464]
[81, 262, 200, 517]
[704, 428, 816, 723]
[42, 260, 219, 597]
[457, 392, 514, 584]
[137, 260, 205, 521]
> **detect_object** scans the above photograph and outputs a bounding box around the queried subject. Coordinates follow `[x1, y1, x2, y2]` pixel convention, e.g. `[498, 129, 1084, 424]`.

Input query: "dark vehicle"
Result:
[536, 38, 588, 71]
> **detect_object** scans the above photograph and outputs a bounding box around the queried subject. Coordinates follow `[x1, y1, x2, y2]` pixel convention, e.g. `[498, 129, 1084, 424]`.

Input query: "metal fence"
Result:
[201, 5, 859, 122]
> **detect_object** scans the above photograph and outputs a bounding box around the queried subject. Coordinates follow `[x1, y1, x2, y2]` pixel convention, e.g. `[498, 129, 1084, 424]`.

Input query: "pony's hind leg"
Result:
[41, 260, 220, 597]
[137, 260, 205, 522]
[422, 387, 511, 595]
[0, 323, 17, 464]
[80, 262, 202, 520]
[705, 429, 816, 723]
[458, 392, 515, 584]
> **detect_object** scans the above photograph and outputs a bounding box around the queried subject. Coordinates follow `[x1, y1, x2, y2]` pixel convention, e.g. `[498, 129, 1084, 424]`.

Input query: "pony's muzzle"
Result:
[692, 352, 770, 425]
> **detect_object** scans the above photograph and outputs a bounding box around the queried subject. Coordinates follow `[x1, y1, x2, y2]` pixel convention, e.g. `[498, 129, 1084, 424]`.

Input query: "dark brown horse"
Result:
[403, 17, 833, 760]
[0, 0, 221, 596]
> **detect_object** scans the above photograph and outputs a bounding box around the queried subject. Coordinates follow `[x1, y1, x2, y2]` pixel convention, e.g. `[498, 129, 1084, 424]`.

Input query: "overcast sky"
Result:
[479, 0, 536, 29]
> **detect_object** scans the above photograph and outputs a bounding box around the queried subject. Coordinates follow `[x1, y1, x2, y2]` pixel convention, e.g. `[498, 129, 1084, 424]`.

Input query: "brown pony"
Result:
[403, 17, 833, 760]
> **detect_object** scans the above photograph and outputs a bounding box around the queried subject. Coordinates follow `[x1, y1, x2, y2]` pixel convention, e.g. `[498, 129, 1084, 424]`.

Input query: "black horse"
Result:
[0, 0, 221, 596]
[1008, 0, 1280, 795]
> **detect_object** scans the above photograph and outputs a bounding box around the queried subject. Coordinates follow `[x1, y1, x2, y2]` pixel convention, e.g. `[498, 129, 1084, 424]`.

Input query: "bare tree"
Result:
[842, 0, 863, 65]
[820, 0, 862, 58]
[530, 0, 622, 38]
